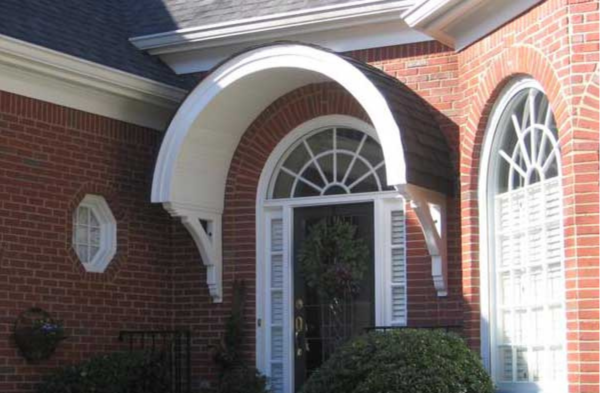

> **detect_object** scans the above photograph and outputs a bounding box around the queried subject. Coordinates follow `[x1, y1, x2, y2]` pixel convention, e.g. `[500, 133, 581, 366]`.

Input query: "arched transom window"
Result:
[270, 127, 393, 199]
[486, 80, 565, 391]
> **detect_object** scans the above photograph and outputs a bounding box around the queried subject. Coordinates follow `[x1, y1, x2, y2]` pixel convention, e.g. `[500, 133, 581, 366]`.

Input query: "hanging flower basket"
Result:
[13, 307, 67, 363]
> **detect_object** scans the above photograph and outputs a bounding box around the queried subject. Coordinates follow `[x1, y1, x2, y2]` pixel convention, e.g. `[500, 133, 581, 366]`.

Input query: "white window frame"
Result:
[269, 125, 390, 198]
[478, 78, 567, 393]
[255, 115, 407, 393]
[72, 194, 117, 273]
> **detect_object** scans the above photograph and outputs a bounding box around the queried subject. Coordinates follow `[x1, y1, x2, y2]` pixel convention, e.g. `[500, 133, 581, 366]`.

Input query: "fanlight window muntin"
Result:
[269, 127, 393, 199]
[487, 81, 566, 390]
[492, 87, 560, 194]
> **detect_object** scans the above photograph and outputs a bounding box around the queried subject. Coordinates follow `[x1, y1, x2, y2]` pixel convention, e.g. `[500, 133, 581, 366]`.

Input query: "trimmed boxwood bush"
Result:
[300, 329, 493, 393]
[37, 351, 169, 393]
[217, 366, 269, 393]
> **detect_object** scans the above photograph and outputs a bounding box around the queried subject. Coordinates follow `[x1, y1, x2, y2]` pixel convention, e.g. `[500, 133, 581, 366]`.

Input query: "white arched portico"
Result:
[152, 43, 453, 302]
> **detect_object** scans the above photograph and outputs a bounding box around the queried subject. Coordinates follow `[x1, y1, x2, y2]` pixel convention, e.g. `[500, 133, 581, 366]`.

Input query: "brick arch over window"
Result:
[459, 45, 579, 381]
[222, 82, 369, 276]
[225, 83, 370, 199]
[223, 83, 461, 335]
[575, 70, 599, 132]
[459, 45, 572, 350]
[463, 46, 570, 181]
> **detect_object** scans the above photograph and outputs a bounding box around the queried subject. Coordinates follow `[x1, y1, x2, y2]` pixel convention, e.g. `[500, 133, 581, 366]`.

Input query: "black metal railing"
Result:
[119, 330, 191, 393]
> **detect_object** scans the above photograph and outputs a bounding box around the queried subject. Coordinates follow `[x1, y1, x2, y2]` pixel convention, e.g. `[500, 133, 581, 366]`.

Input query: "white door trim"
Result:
[255, 115, 406, 393]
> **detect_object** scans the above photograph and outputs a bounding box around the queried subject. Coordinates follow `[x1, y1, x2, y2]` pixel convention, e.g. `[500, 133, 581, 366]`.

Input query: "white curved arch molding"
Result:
[152, 43, 450, 302]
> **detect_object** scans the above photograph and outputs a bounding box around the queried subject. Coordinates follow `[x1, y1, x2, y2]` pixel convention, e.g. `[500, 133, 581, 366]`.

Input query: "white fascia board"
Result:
[403, 0, 463, 29]
[162, 20, 431, 74]
[130, 0, 415, 55]
[403, 0, 544, 50]
[0, 34, 187, 130]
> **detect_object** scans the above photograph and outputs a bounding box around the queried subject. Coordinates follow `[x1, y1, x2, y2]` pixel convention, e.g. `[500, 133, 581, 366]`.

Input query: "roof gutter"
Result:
[0, 34, 187, 130]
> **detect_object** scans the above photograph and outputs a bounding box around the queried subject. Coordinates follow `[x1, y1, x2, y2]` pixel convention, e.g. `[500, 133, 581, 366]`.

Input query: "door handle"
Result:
[295, 316, 304, 357]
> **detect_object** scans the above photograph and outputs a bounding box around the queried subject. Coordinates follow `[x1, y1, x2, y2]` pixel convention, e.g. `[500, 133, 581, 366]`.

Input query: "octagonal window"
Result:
[72, 194, 116, 273]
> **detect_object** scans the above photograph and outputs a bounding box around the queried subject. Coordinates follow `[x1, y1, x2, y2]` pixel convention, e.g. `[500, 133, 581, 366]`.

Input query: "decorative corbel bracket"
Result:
[163, 202, 223, 303]
[396, 184, 448, 297]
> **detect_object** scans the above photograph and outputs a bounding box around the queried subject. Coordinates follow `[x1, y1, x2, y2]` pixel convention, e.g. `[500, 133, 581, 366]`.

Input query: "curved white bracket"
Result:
[397, 184, 448, 297]
[163, 202, 223, 303]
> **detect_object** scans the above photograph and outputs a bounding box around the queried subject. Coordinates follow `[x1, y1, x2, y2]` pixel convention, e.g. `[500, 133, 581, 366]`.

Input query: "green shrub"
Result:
[37, 351, 170, 393]
[218, 366, 269, 393]
[300, 329, 494, 393]
[212, 280, 269, 393]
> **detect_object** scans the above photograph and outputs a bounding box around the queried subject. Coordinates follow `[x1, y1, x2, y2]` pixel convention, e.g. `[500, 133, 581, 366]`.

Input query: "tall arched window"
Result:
[482, 79, 566, 392]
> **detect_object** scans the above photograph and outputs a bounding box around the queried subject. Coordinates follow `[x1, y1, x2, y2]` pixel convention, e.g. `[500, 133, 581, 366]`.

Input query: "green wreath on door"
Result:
[298, 218, 370, 301]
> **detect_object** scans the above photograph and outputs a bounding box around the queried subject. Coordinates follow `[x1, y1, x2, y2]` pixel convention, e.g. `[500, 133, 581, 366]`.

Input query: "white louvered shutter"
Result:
[493, 178, 565, 384]
[268, 214, 285, 393]
[382, 201, 407, 326]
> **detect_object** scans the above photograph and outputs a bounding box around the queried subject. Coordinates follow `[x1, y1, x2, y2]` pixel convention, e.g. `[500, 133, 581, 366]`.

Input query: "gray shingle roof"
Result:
[129, 0, 355, 37]
[0, 0, 197, 88]
[354, 60, 455, 194]
[329, 47, 455, 194]
[0, 0, 386, 88]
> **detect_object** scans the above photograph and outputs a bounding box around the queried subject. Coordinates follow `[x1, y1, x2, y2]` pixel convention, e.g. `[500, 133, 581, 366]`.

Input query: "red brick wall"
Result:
[170, 223, 216, 388]
[346, 41, 464, 327]
[458, 0, 599, 392]
[0, 91, 178, 392]
[1, 1, 598, 391]
[222, 79, 462, 344]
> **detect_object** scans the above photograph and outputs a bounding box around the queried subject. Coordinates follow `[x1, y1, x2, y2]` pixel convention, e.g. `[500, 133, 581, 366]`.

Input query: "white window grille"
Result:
[72, 194, 117, 273]
[487, 81, 566, 392]
[270, 127, 393, 199]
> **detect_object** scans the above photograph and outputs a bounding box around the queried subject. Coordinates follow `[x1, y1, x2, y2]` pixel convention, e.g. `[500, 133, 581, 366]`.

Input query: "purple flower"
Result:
[40, 322, 59, 334]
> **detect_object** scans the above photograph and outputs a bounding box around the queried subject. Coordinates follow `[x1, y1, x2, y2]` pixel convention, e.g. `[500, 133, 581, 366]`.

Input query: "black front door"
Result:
[293, 202, 374, 391]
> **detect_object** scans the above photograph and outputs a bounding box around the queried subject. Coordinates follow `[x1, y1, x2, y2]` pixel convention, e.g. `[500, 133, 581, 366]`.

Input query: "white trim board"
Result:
[130, 0, 430, 73]
[131, 0, 415, 53]
[0, 34, 187, 130]
[403, 0, 544, 50]
[160, 21, 430, 75]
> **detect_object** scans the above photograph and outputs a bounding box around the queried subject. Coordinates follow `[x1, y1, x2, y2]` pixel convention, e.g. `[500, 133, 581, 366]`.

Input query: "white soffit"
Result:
[403, 0, 544, 50]
[130, 0, 431, 74]
[0, 34, 187, 130]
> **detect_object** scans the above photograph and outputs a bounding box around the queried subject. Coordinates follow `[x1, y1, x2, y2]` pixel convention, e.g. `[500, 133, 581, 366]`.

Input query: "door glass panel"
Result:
[293, 203, 374, 392]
